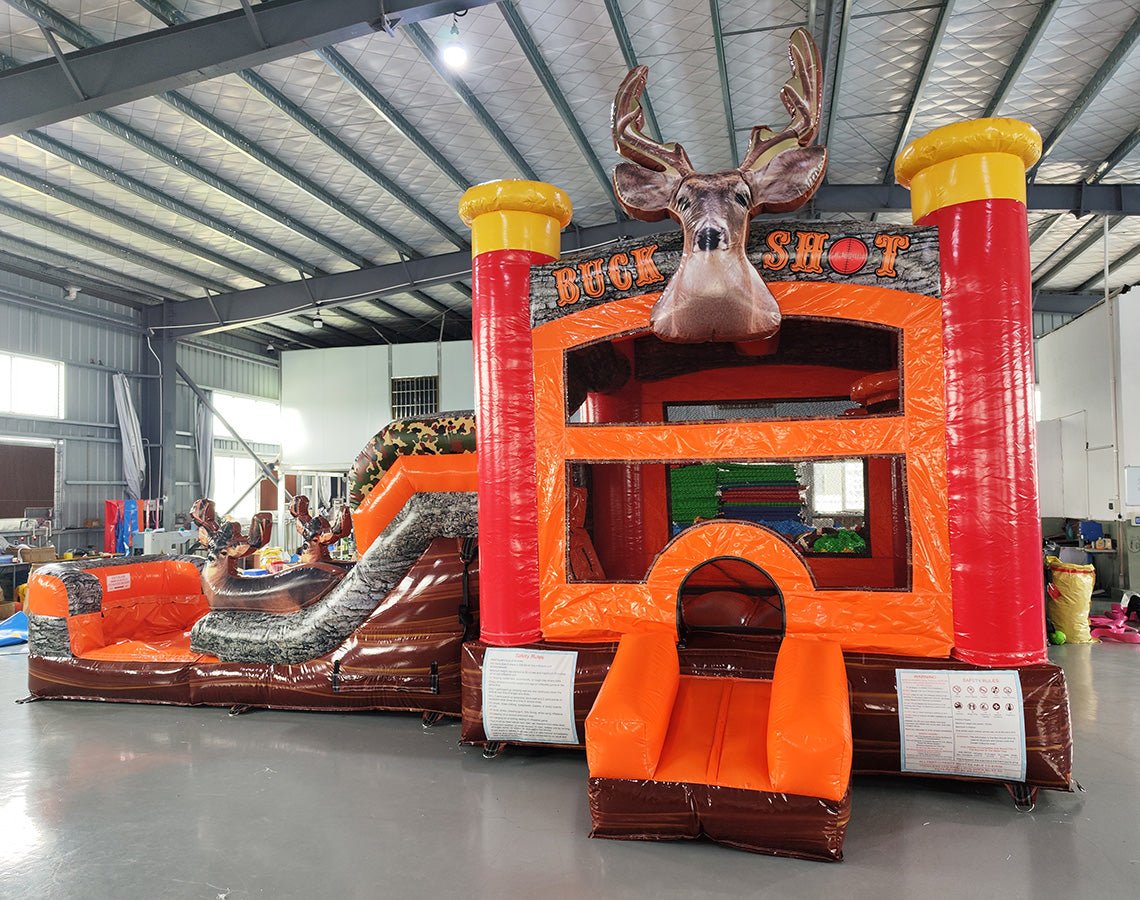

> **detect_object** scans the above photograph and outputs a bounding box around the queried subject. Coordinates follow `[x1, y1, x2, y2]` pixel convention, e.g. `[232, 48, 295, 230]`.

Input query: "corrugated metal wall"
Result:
[0, 269, 280, 553]
[1033, 311, 1077, 340]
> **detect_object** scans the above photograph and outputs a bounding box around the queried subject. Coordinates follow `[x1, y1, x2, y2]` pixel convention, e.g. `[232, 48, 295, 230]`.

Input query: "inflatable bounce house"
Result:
[23, 30, 1072, 862]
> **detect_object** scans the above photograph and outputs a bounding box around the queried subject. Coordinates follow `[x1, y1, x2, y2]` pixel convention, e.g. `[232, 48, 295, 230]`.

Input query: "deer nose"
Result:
[696, 227, 722, 251]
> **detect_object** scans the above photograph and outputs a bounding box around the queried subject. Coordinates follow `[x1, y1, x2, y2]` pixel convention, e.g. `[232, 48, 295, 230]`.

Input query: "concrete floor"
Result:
[0, 644, 1136, 899]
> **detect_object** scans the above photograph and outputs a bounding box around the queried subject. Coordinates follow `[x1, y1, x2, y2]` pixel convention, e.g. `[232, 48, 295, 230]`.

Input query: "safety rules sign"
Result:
[482, 647, 579, 745]
[896, 669, 1027, 781]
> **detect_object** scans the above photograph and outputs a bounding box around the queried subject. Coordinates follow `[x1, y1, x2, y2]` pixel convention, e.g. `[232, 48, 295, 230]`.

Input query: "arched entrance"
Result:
[677, 556, 784, 647]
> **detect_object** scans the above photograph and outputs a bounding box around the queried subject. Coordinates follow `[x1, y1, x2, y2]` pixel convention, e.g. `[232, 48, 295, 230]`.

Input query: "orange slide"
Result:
[351, 453, 478, 553]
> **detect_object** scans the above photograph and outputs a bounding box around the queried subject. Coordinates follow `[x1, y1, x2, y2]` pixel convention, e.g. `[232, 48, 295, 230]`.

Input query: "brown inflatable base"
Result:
[461, 638, 1073, 791]
[588, 777, 850, 862]
[26, 653, 463, 716]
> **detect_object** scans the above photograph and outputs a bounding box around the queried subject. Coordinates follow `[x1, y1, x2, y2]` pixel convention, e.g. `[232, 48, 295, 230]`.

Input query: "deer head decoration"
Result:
[190, 498, 272, 565]
[611, 27, 827, 344]
[288, 495, 353, 565]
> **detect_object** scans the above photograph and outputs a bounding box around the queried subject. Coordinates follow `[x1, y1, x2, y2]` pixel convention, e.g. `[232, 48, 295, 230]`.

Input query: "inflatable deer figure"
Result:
[190, 498, 344, 614]
[288, 495, 353, 566]
[611, 27, 827, 343]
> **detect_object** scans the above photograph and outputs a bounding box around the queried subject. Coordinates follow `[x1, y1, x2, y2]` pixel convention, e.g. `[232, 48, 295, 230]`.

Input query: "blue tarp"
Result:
[0, 610, 28, 647]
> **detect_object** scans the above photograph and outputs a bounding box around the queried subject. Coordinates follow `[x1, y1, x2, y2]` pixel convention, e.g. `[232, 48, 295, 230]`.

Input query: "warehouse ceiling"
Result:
[0, 0, 1137, 352]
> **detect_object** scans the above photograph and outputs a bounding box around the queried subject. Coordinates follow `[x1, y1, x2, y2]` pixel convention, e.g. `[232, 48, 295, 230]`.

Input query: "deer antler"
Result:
[190, 498, 219, 533]
[739, 27, 824, 174]
[248, 513, 273, 552]
[289, 494, 316, 543]
[612, 65, 694, 176]
[322, 506, 352, 546]
[288, 495, 311, 525]
[194, 508, 272, 562]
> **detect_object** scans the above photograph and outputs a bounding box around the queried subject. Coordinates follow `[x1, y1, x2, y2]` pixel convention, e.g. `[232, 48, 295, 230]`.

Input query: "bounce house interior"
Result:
[21, 29, 1074, 863]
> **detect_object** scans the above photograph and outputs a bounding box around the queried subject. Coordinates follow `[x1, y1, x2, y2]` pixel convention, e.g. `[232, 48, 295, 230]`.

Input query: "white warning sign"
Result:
[482, 647, 578, 745]
[896, 669, 1026, 781]
[105, 572, 131, 592]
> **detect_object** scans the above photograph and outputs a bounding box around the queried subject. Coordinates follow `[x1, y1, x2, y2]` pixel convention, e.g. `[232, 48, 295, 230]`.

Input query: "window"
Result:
[811, 460, 866, 515]
[212, 392, 281, 445]
[391, 375, 438, 420]
[212, 454, 258, 521]
[0, 352, 64, 419]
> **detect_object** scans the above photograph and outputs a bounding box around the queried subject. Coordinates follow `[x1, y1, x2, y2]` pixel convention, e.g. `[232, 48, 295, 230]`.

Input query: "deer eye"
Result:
[675, 196, 690, 211]
[734, 191, 751, 208]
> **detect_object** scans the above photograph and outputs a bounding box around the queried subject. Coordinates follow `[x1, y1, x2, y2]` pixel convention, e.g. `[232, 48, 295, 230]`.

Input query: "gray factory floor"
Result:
[0, 642, 1135, 899]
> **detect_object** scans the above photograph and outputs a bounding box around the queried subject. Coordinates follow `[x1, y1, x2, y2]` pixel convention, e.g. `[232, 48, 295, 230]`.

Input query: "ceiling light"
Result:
[266, 343, 276, 353]
[312, 316, 324, 329]
[442, 17, 467, 69]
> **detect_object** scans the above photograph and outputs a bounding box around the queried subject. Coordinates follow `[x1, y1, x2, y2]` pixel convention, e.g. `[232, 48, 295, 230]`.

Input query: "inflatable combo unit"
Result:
[24, 30, 1072, 862]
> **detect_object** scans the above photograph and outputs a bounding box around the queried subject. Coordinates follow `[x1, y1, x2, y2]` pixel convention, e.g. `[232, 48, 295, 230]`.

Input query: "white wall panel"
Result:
[282, 345, 389, 471]
[440, 341, 474, 412]
[281, 340, 475, 471]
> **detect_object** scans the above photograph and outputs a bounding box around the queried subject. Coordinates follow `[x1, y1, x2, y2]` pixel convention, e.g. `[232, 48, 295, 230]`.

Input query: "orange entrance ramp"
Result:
[586, 633, 852, 860]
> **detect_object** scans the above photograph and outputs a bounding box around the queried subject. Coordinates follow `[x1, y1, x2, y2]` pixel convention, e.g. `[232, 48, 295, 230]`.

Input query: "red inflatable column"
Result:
[896, 120, 1047, 666]
[459, 181, 573, 646]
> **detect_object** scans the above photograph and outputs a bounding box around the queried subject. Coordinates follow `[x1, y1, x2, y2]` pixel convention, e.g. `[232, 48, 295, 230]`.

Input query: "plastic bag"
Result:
[1046, 557, 1095, 644]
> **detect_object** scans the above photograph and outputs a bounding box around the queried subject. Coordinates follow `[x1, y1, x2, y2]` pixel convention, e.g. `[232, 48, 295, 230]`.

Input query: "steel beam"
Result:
[316, 46, 472, 190]
[175, 362, 279, 485]
[0, 46, 353, 275]
[18, 126, 319, 275]
[85, 109, 352, 272]
[257, 321, 334, 350]
[302, 317, 370, 346]
[405, 22, 539, 181]
[1076, 242, 1140, 292]
[154, 91, 408, 262]
[820, 0, 853, 157]
[225, 69, 468, 249]
[1025, 182, 1140, 214]
[982, 0, 1061, 118]
[0, 158, 273, 285]
[882, 0, 955, 184]
[0, 0, 498, 136]
[497, 1, 622, 217]
[1033, 15, 1140, 174]
[10, 4, 413, 264]
[1029, 214, 1066, 246]
[1032, 215, 1124, 288]
[1087, 126, 1140, 184]
[155, 180, 1140, 336]
[0, 197, 234, 291]
[708, 0, 740, 167]
[0, 230, 181, 300]
[408, 290, 467, 321]
[327, 307, 404, 344]
[135, 0, 467, 249]
[0, 286, 140, 335]
[603, 0, 662, 142]
[0, 250, 155, 309]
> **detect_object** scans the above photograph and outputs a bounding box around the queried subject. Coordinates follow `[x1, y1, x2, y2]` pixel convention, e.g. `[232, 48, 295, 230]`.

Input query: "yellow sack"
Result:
[1046, 556, 1095, 644]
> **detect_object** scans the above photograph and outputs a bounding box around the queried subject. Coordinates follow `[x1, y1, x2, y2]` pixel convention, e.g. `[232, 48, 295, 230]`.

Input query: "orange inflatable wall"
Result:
[531, 281, 952, 655]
